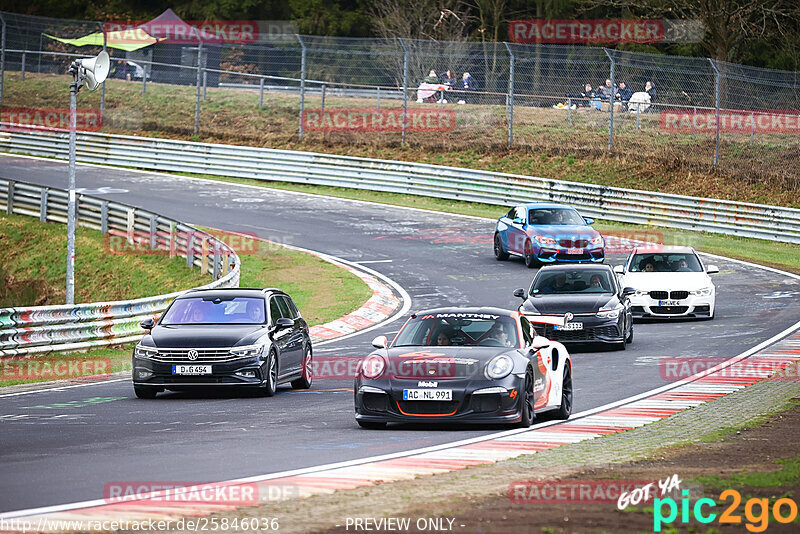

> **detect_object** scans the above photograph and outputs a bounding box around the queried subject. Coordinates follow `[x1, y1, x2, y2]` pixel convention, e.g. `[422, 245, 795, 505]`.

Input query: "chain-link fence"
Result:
[1, 10, 798, 190]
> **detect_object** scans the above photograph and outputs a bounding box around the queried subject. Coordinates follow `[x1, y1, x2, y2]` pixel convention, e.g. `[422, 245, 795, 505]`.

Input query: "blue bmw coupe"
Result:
[494, 203, 605, 268]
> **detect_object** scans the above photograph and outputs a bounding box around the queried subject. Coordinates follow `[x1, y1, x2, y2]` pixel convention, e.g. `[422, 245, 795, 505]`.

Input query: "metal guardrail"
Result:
[1, 126, 799, 244]
[0, 177, 241, 357]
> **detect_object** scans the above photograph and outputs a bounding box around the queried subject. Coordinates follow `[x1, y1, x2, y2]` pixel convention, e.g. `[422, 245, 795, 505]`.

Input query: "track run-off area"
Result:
[1, 154, 799, 516]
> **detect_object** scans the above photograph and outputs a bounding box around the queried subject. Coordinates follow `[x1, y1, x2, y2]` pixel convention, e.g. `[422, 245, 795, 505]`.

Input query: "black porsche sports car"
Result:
[354, 307, 573, 429]
[515, 264, 635, 349]
[132, 287, 312, 398]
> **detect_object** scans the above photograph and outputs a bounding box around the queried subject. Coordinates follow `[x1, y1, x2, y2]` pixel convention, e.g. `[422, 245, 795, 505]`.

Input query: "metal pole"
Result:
[321, 84, 326, 112]
[66, 73, 78, 305]
[377, 86, 380, 110]
[20, 51, 25, 82]
[202, 69, 207, 100]
[636, 103, 640, 131]
[708, 58, 720, 166]
[296, 34, 306, 140]
[504, 42, 515, 147]
[194, 43, 203, 135]
[259, 77, 264, 108]
[604, 48, 615, 151]
[568, 98, 572, 126]
[38, 33, 42, 73]
[98, 22, 106, 119]
[399, 38, 408, 146]
[142, 69, 146, 94]
[692, 106, 696, 139]
[750, 112, 754, 145]
[0, 14, 6, 111]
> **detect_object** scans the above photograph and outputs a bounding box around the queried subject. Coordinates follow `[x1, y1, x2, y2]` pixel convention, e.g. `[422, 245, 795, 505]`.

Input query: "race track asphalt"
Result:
[1, 155, 798, 513]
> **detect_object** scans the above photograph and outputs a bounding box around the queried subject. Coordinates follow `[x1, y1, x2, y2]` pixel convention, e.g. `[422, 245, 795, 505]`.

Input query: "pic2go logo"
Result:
[653, 489, 799, 533]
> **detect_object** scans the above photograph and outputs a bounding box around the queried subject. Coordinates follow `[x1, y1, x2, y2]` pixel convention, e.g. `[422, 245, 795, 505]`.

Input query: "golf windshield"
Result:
[393, 313, 520, 348]
[528, 208, 586, 226]
[629, 253, 703, 273]
[531, 270, 615, 295]
[161, 297, 266, 325]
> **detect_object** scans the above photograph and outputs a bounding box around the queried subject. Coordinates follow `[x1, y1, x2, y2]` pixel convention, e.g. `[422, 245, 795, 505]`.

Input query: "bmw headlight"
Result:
[634, 290, 649, 297]
[230, 345, 263, 359]
[534, 235, 557, 245]
[134, 344, 158, 359]
[691, 287, 714, 297]
[486, 354, 514, 380]
[590, 236, 604, 246]
[596, 305, 622, 319]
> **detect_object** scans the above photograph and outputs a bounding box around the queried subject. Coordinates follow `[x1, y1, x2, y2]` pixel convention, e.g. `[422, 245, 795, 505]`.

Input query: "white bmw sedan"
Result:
[614, 246, 719, 319]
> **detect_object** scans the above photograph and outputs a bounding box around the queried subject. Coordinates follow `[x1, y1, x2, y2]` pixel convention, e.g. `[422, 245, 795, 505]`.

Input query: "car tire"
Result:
[516, 369, 535, 428]
[626, 324, 634, 343]
[357, 420, 387, 429]
[523, 241, 539, 269]
[134, 385, 159, 399]
[262, 350, 278, 397]
[494, 234, 509, 261]
[291, 347, 313, 389]
[554, 365, 573, 420]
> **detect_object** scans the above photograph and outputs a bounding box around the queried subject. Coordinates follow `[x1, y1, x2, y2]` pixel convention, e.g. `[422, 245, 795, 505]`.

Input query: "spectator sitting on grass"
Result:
[615, 81, 632, 103]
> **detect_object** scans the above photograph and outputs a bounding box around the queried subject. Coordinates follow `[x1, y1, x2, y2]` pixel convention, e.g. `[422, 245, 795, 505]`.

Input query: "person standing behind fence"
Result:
[458, 72, 477, 104]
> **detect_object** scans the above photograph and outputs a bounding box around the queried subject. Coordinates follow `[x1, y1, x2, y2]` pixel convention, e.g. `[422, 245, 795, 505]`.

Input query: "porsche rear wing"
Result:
[522, 313, 574, 328]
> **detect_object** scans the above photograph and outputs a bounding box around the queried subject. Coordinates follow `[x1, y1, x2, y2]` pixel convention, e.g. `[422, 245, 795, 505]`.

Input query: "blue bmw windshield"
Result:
[161, 297, 266, 325]
[528, 208, 585, 226]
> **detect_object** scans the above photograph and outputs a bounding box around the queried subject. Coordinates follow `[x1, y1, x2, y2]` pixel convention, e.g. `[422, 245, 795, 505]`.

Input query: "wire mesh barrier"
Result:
[0, 178, 241, 357]
[0, 11, 798, 190]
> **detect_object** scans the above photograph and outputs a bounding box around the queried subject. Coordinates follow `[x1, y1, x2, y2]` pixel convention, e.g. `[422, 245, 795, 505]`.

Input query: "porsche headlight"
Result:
[230, 345, 263, 359]
[596, 305, 622, 319]
[134, 344, 158, 359]
[486, 354, 514, 380]
[362, 355, 387, 379]
[691, 287, 714, 297]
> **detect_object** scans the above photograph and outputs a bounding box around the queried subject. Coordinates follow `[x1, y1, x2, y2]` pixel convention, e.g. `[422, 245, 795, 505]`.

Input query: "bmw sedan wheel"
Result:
[291, 347, 313, 389]
[554, 365, 573, 420]
[524, 241, 539, 269]
[516, 369, 535, 427]
[262, 350, 278, 397]
[494, 234, 509, 261]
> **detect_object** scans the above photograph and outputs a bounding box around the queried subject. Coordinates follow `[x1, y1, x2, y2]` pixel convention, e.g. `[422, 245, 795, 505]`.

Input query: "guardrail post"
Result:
[186, 233, 194, 267]
[398, 38, 408, 146]
[320, 84, 326, 112]
[194, 42, 203, 135]
[20, 51, 25, 82]
[296, 34, 306, 140]
[708, 58, 720, 166]
[149, 215, 157, 251]
[0, 13, 6, 111]
[6, 181, 13, 215]
[212, 250, 220, 279]
[40, 188, 47, 222]
[201, 237, 209, 273]
[258, 77, 264, 109]
[604, 48, 615, 152]
[503, 42, 514, 147]
[126, 208, 135, 244]
[169, 222, 176, 257]
[100, 201, 108, 234]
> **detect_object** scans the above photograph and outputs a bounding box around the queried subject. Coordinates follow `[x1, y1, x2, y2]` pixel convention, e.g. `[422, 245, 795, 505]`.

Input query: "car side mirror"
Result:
[512, 217, 526, 226]
[371, 335, 388, 349]
[622, 287, 636, 297]
[513, 288, 527, 300]
[273, 317, 294, 330]
[584, 217, 595, 225]
[530, 335, 550, 350]
[140, 318, 155, 331]
[706, 265, 719, 274]
[613, 265, 625, 274]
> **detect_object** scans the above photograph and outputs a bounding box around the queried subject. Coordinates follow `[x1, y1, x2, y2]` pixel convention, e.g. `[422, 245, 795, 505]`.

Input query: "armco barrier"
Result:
[0, 178, 240, 357]
[1, 126, 798, 243]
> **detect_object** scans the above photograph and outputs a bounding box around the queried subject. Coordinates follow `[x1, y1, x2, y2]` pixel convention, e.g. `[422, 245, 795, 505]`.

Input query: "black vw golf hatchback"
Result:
[132, 288, 312, 398]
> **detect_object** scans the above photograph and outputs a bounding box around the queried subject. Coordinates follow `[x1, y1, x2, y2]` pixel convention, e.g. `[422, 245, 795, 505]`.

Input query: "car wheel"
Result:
[291, 347, 313, 389]
[134, 385, 159, 399]
[516, 369, 535, 428]
[357, 420, 387, 429]
[523, 241, 539, 269]
[626, 324, 634, 343]
[554, 365, 573, 420]
[494, 234, 509, 261]
[262, 350, 278, 397]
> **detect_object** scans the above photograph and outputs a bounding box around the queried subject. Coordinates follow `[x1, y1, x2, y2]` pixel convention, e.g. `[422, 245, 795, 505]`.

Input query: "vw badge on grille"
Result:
[187, 350, 199, 361]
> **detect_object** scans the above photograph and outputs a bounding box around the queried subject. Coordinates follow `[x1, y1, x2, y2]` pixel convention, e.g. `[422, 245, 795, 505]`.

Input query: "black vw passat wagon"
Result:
[132, 288, 312, 399]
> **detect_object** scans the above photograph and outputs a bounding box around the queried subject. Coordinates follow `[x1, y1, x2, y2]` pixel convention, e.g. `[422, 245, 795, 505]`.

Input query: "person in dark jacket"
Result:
[441, 70, 457, 87]
[423, 70, 439, 84]
[457, 72, 477, 104]
[596, 78, 614, 101]
[645, 81, 656, 102]
[615, 81, 632, 103]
